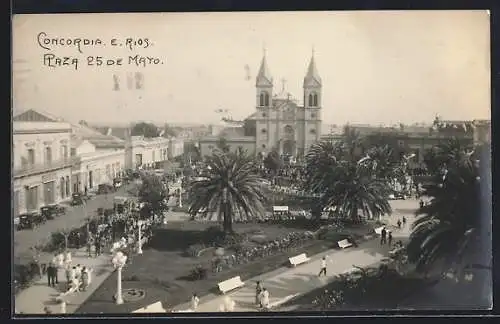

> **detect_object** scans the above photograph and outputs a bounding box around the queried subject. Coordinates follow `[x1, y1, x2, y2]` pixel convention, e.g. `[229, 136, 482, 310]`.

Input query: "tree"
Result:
[305, 140, 392, 222]
[406, 140, 483, 278]
[263, 150, 283, 174]
[215, 137, 231, 153]
[187, 149, 267, 233]
[138, 174, 169, 218]
[163, 123, 179, 137]
[131, 122, 159, 138]
[423, 138, 473, 176]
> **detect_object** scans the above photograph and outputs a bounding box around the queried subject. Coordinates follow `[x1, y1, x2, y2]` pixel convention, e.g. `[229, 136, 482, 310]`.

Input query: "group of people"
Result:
[45, 251, 94, 297]
[380, 215, 407, 246]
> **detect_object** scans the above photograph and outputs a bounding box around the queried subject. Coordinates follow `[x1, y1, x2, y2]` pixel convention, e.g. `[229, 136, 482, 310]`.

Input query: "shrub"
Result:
[202, 226, 225, 246]
[185, 244, 206, 257]
[189, 265, 208, 281]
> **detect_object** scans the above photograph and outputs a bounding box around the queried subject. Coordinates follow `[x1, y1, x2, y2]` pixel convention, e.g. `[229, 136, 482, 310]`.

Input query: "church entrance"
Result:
[282, 140, 295, 156]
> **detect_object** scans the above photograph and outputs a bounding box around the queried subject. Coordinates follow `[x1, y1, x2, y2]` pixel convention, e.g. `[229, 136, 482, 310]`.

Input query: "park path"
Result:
[172, 198, 418, 313]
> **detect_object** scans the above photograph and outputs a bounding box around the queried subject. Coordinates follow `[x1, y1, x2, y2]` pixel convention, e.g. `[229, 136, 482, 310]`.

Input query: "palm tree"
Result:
[357, 145, 398, 180]
[406, 141, 483, 277]
[305, 141, 392, 222]
[187, 149, 267, 233]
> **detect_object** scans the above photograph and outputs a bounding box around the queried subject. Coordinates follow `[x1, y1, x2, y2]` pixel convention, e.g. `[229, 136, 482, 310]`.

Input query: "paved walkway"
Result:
[15, 248, 115, 315]
[171, 199, 418, 313]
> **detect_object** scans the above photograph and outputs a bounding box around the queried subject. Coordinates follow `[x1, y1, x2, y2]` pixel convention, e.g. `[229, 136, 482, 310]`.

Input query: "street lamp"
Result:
[112, 251, 128, 305]
[137, 220, 144, 254]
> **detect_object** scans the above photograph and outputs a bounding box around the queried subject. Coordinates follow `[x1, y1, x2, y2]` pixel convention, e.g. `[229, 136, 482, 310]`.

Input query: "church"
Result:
[198, 51, 323, 159]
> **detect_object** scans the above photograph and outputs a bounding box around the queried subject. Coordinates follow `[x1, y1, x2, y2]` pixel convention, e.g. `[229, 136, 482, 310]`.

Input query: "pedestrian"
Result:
[419, 200, 424, 208]
[95, 236, 101, 257]
[255, 281, 263, 306]
[87, 235, 94, 257]
[75, 232, 81, 249]
[81, 267, 89, 291]
[260, 288, 270, 310]
[65, 251, 72, 267]
[388, 231, 393, 247]
[397, 219, 402, 229]
[191, 293, 199, 311]
[75, 264, 82, 279]
[402, 216, 407, 227]
[318, 256, 327, 277]
[380, 227, 387, 245]
[47, 263, 56, 287]
[65, 265, 72, 290]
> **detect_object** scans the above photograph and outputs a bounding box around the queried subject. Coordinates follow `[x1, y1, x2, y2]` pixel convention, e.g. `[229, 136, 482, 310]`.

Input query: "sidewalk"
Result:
[15, 248, 116, 315]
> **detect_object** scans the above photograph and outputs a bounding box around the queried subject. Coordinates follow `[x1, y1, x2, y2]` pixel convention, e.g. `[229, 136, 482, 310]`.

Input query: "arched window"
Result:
[308, 94, 313, 107]
[60, 177, 65, 199]
[260, 92, 270, 107]
[313, 93, 318, 107]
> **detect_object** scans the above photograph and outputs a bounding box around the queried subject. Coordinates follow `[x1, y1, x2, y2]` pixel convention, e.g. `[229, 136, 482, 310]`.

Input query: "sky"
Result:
[12, 11, 490, 126]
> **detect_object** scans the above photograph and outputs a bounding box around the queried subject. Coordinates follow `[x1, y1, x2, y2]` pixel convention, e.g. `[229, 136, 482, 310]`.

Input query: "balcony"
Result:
[13, 157, 79, 178]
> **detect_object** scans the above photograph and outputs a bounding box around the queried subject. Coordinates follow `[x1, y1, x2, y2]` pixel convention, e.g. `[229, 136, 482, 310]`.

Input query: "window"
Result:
[261, 129, 267, 134]
[260, 91, 270, 107]
[71, 148, 76, 156]
[60, 177, 65, 199]
[308, 92, 318, 107]
[45, 147, 52, 164]
[262, 144, 266, 149]
[262, 112, 267, 117]
[61, 145, 68, 160]
[310, 129, 316, 134]
[311, 112, 316, 118]
[106, 164, 111, 178]
[27, 148, 35, 165]
[65, 176, 70, 196]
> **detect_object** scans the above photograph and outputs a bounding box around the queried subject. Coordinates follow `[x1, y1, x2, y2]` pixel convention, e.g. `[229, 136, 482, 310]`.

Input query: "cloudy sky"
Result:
[12, 10, 490, 126]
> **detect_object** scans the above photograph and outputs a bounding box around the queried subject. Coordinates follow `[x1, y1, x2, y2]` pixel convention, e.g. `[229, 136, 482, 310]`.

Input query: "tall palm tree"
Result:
[305, 141, 392, 222]
[406, 141, 483, 276]
[187, 149, 267, 233]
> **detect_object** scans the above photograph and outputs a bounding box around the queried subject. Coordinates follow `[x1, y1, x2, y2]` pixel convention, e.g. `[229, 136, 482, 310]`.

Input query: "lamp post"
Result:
[137, 220, 144, 254]
[112, 251, 128, 305]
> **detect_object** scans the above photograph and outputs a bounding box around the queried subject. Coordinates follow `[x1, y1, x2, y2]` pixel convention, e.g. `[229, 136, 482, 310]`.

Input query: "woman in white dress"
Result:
[64, 251, 72, 267]
[260, 288, 270, 310]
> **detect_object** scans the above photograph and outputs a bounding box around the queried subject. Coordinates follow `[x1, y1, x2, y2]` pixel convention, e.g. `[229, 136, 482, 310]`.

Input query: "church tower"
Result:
[302, 49, 322, 153]
[255, 50, 274, 155]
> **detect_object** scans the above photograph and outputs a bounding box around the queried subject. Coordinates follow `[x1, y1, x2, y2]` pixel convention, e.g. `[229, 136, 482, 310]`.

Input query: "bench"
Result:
[288, 253, 310, 267]
[374, 226, 385, 235]
[218, 276, 245, 294]
[337, 239, 353, 249]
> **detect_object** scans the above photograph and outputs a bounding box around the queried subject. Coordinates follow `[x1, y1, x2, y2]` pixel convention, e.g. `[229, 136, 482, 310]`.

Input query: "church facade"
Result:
[199, 52, 323, 158]
[252, 51, 322, 157]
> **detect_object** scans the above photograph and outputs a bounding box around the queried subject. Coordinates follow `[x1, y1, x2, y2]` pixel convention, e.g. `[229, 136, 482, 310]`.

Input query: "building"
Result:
[125, 136, 170, 169]
[199, 51, 323, 158]
[70, 121, 126, 193]
[13, 110, 73, 215]
[168, 137, 185, 160]
[344, 121, 474, 167]
[472, 119, 491, 145]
